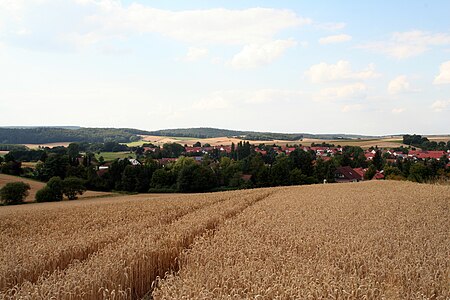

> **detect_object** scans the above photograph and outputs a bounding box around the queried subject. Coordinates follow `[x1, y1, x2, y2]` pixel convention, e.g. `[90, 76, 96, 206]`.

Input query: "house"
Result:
[128, 158, 141, 166]
[365, 152, 375, 160]
[156, 158, 178, 166]
[335, 166, 363, 183]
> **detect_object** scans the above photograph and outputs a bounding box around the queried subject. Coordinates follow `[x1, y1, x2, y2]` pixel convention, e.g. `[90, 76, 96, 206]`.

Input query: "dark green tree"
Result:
[364, 165, 377, 180]
[0, 182, 30, 205]
[63, 177, 86, 200]
[177, 164, 216, 192]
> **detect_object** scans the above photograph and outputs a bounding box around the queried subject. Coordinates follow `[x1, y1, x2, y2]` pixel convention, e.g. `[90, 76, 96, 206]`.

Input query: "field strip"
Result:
[0, 192, 245, 292]
[2, 189, 275, 299]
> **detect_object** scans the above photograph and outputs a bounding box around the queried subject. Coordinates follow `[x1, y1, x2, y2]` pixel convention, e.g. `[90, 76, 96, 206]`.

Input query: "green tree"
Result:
[0, 182, 30, 205]
[67, 143, 80, 163]
[372, 150, 383, 170]
[364, 165, 377, 180]
[270, 155, 292, 186]
[63, 177, 86, 200]
[408, 163, 430, 183]
[150, 169, 175, 189]
[177, 164, 216, 192]
[36, 187, 60, 202]
[36, 176, 65, 202]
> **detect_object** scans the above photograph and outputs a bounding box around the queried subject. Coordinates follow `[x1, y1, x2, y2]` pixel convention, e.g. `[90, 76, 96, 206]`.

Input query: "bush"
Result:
[0, 182, 30, 205]
[63, 177, 86, 200]
[35, 186, 61, 202]
[35, 176, 64, 202]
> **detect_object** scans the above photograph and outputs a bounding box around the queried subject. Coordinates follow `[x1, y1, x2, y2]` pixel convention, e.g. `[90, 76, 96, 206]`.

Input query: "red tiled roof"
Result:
[335, 166, 363, 181]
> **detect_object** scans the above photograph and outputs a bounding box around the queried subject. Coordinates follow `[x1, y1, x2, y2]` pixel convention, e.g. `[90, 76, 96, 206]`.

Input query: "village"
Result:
[112, 141, 450, 183]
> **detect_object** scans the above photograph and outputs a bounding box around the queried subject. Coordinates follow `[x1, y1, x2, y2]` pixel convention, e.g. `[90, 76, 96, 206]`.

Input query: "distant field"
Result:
[141, 135, 412, 148]
[0, 151, 8, 157]
[95, 151, 135, 161]
[140, 135, 303, 146]
[23, 142, 73, 149]
[0, 174, 111, 202]
[1, 181, 448, 299]
[302, 137, 411, 148]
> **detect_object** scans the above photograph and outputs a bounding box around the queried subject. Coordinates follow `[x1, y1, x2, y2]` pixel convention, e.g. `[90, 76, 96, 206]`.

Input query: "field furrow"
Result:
[1, 189, 273, 299]
[0, 192, 239, 292]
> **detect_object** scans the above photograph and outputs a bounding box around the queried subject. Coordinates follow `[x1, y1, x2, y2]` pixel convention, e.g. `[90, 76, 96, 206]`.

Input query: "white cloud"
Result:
[433, 61, 450, 85]
[180, 47, 209, 62]
[431, 100, 450, 112]
[388, 75, 411, 94]
[341, 104, 363, 112]
[392, 108, 405, 114]
[360, 30, 450, 59]
[305, 60, 380, 83]
[81, 4, 309, 46]
[229, 39, 297, 69]
[319, 34, 352, 45]
[319, 83, 368, 100]
[192, 94, 232, 111]
[194, 89, 304, 108]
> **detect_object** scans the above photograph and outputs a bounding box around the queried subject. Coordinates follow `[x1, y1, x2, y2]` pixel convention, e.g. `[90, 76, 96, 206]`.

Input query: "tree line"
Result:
[1, 140, 449, 205]
[0, 128, 141, 144]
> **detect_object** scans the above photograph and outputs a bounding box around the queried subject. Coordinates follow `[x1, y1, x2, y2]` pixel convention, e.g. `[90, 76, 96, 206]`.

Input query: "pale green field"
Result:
[96, 152, 136, 161]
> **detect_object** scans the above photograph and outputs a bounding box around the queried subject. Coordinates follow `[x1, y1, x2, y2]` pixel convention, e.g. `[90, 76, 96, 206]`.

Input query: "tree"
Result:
[150, 169, 175, 189]
[193, 141, 202, 147]
[372, 150, 383, 170]
[63, 177, 86, 200]
[177, 164, 216, 192]
[364, 165, 377, 180]
[408, 163, 430, 183]
[67, 143, 80, 164]
[36, 176, 65, 202]
[0, 182, 30, 205]
[36, 154, 70, 181]
[36, 187, 60, 202]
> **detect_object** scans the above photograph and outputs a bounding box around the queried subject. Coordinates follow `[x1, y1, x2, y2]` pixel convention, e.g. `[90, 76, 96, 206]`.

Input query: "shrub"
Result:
[0, 182, 30, 205]
[35, 176, 64, 202]
[35, 186, 61, 202]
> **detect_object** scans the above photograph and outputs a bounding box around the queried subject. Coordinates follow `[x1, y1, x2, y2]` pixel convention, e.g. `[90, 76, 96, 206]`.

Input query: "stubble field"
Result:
[0, 181, 449, 299]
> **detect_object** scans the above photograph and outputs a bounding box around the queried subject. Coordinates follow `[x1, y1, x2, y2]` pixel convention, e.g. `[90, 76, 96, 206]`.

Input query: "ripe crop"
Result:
[1, 181, 448, 299]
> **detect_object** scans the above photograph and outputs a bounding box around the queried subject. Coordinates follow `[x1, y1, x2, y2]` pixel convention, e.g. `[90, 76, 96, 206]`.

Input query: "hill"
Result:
[0, 127, 143, 144]
[148, 127, 377, 140]
[0, 181, 448, 299]
[0, 126, 379, 145]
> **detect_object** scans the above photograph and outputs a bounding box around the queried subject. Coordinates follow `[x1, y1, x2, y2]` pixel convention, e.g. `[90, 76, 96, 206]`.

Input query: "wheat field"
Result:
[0, 181, 449, 299]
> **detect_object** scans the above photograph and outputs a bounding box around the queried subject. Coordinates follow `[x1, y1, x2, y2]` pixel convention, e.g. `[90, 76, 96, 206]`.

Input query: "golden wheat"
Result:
[1, 181, 448, 300]
[154, 181, 450, 300]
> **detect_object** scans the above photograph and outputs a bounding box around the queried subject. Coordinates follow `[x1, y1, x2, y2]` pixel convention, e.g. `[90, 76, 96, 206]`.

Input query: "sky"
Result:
[0, 0, 449, 135]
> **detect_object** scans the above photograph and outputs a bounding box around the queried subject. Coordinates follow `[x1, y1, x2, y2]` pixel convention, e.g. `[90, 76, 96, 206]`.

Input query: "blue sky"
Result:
[1, 0, 449, 135]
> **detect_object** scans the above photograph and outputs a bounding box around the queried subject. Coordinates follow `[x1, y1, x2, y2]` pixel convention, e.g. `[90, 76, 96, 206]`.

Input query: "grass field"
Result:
[0, 174, 112, 202]
[95, 151, 135, 161]
[0, 181, 448, 299]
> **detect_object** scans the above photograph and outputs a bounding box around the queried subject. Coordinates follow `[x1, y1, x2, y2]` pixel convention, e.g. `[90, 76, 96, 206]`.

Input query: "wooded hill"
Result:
[0, 126, 377, 144]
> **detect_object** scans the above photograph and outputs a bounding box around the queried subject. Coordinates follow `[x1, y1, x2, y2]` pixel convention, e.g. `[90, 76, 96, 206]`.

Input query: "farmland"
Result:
[0, 174, 112, 202]
[0, 181, 449, 299]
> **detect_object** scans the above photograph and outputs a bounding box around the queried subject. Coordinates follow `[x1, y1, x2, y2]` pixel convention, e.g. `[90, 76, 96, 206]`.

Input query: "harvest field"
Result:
[0, 174, 112, 202]
[0, 181, 449, 299]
